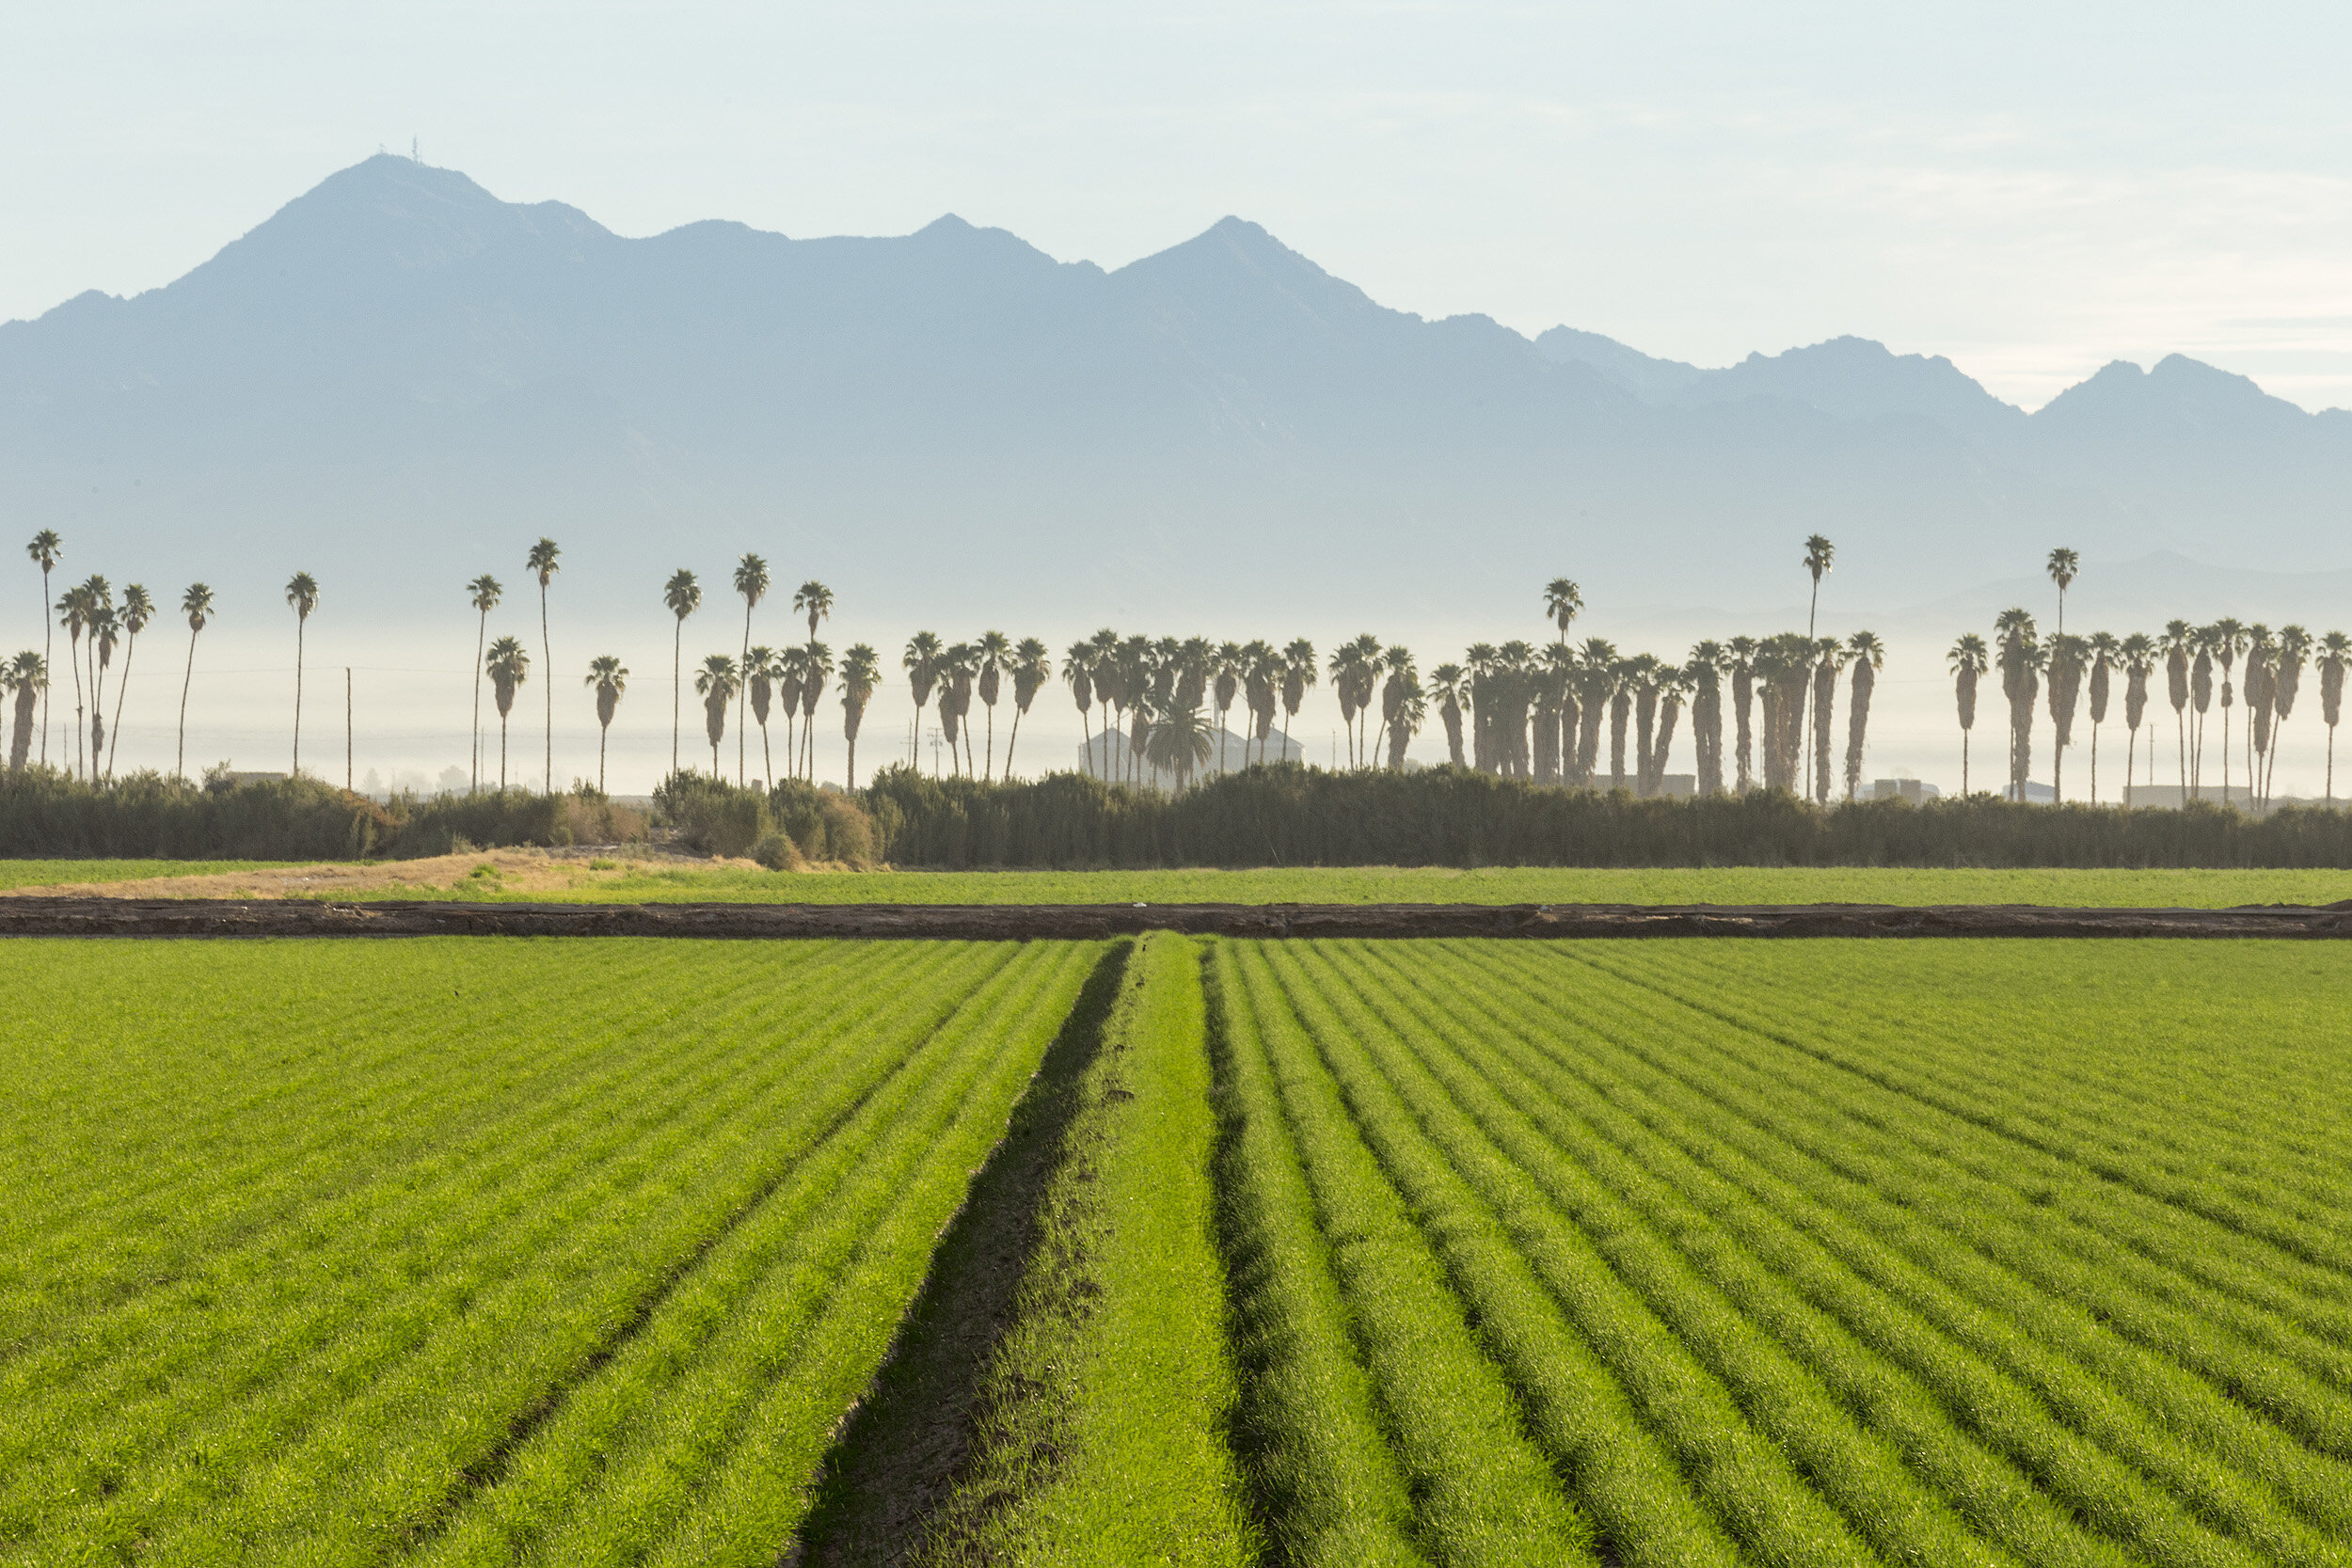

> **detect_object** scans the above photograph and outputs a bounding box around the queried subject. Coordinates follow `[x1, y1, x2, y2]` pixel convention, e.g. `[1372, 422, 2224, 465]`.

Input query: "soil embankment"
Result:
[3, 898, 2351, 939]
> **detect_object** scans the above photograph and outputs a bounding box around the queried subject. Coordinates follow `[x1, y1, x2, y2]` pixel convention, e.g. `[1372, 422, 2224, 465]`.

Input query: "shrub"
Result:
[769, 780, 880, 868]
[652, 771, 770, 858]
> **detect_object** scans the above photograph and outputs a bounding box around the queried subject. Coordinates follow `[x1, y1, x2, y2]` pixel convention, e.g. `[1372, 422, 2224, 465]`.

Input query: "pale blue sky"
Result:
[6, 1, 2349, 408]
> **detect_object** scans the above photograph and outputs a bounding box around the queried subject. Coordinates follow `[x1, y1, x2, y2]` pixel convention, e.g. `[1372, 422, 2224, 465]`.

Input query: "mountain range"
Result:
[5, 154, 2347, 632]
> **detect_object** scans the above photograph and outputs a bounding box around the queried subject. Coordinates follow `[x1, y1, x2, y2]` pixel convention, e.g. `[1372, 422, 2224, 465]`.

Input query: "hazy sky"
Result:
[7, 2, 2350, 410]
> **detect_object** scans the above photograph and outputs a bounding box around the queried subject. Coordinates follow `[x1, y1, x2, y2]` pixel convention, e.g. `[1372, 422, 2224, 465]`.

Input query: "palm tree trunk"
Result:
[2090, 723, 2098, 805]
[39, 565, 53, 767]
[178, 627, 199, 779]
[293, 620, 305, 775]
[984, 705, 995, 782]
[1961, 728, 1969, 797]
[501, 715, 509, 788]
[472, 610, 487, 792]
[2329, 726, 2337, 804]
[761, 720, 774, 792]
[540, 586, 553, 795]
[1006, 707, 1023, 779]
[106, 633, 135, 780]
[2124, 729, 2135, 806]
[739, 610, 751, 786]
[672, 622, 682, 776]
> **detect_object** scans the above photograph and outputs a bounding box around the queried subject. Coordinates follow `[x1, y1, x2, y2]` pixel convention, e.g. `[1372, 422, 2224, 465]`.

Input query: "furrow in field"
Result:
[1545, 944, 2352, 1487]
[390, 943, 1106, 1568]
[1228, 941, 1597, 1566]
[4, 942, 1026, 1563]
[1279, 939, 2060, 1568]
[1380, 942, 2340, 1568]
[1200, 939, 1427, 1568]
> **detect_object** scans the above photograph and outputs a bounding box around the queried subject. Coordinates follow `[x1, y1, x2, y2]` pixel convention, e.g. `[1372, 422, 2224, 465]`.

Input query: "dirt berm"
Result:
[4, 898, 2352, 939]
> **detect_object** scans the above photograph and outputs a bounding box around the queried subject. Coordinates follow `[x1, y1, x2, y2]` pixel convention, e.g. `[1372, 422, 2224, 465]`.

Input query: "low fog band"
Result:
[3, 899, 2350, 939]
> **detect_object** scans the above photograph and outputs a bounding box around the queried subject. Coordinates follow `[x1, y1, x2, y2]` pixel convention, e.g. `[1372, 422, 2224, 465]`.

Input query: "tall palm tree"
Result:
[1241, 640, 1279, 768]
[1212, 641, 1244, 772]
[903, 631, 944, 771]
[72, 576, 111, 781]
[839, 643, 881, 787]
[1840, 630, 1883, 800]
[1375, 645, 1417, 769]
[2270, 625, 2312, 806]
[746, 645, 781, 788]
[466, 574, 503, 791]
[799, 641, 834, 781]
[584, 655, 627, 793]
[2211, 617, 2248, 804]
[1429, 661, 1469, 768]
[2046, 547, 2080, 637]
[1280, 639, 1316, 768]
[1386, 669, 1427, 771]
[1144, 696, 1216, 792]
[6, 652, 44, 772]
[1947, 633, 1988, 797]
[2118, 633, 2154, 800]
[1005, 637, 1051, 779]
[1801, 534, 1835, 796]
[1574, 638, 1616, 785]
[26, 530, 59, 766]
[56, 585, 89, 779]
[2244, 626, 2277, 808]
[1809, 637, 1844, 804]
[720, 553, 767, 785]
[284, 572, 318, 776]
[777, 648, 806, 779]
[2084, 630, 2119, 803]
[103, 584, 152, 780]
[2045, 632, 2087, 803]
[2160, 619, 2192, 798]
[695, 654, 739, 776]
[2188, 626, 2216, 799]
[662, 568, 701, 776]
[976, 630, 1011, 780]
[1061, 640, 1100, 777]
[87, 594, 119, 777]
[485, 636, 530, 789]
[1543, 578, 1582, 647]
[1725, 636, 1757, 792]
[1685, 641, 1725, 796]
[2318, 631, 2349, 805]
[174, 583, 214, 780]
[523, 539, 561, 792]
[1994, 609, 2037, 800]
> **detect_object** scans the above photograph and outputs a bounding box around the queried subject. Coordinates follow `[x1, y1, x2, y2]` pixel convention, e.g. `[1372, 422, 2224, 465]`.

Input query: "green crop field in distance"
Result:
[0, 936, 1104, 1564]
[0, 858, 297, 889]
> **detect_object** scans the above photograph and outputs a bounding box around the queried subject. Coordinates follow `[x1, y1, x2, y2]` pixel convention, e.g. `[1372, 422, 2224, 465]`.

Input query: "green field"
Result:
[10, 858, 2351, 906]
[7, 935, 2350, 1564]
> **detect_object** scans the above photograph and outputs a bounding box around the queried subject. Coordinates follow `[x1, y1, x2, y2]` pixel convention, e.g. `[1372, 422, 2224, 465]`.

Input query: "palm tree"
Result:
[746, 645, 781, 787]
[2045, 632, 2086, 802]
[26, 530, 59, 766]
[1212, 641, 1244, 772]
[1543, 578, 1583, 646]
[1808, 637, 1844, 804]
[585, 655, 628, 793]
[170, 583, 215, 780]
[1725, 636, 1757, 792]
[2084, 631, 2119, 803]
[1802, 534, 1835, 795]
[840, 643, 882, 788]
[2318, 631, 2349, 805]
[716, 552, 764, 784]
[1063, 641, 1099, 776]
[2245, 626, 2277, 808]
[284, 572, 319, 775]
[794, 579, 834, 640]
[101, 583, 152, 780]
[903, 632, 944, 771]
[2118, 632, 2154, 800]
[87, 594, 119, 777]
[1375, 645, 1417, 769]
[1683, 642, 1724, 797]
[776, 648, 806, 779]
[2189, 626, 2216, 799]
[6, 653, 44, 772]
[55, 585, 88, 779]
[798, 641, 833, 781]
[485, 636, 530, 788]
[1144, 697, 1216, 791]
[2160, 620, 2192, 798]
[1386, 670, 1427, 771]
[1429, 661, 1470, 768]
[1280, 639, 1316, 768]
[1947, 633, 1988, 796]
[975, 630, 1011, 780]
[662, 569, 702, 775]
[1005, 637, 1051, 779]
[694, 654, 738, 776]
[466, 574, 502, 791]
[1840, 630, 1883, 800]
[2211, 617, 2248, 804]
[1994, 609, 2037, 800]
[2270, 626, 2312, 806]
[2046, 547, 2080, 636]
[522, 539, 562, 791]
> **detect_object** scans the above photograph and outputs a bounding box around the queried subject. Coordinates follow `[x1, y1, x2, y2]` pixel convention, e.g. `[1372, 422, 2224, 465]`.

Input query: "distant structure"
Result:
[1872, 778, 1944, 802]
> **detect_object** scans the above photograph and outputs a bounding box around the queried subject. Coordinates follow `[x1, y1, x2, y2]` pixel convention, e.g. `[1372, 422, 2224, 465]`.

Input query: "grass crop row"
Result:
[1375, 942, 2329, 1566]
[1444, 942, 2352, 1558]
[0, 939, 1074, 1564]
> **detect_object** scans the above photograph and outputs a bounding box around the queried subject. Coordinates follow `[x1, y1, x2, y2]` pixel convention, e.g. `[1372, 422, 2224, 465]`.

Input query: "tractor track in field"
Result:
[4, 895, 2352, 939]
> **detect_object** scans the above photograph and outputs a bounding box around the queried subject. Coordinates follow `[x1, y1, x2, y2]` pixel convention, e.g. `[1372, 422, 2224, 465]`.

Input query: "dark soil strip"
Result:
[5, 896, 2352, 939]
[788, 942, 1132, 1568]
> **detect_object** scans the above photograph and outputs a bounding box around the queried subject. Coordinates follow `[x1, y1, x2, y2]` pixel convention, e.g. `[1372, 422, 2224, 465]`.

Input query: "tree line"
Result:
[1947, 549, 2351, 809]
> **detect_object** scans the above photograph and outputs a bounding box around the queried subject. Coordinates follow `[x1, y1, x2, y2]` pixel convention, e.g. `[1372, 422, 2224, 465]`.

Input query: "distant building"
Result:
[1871, 778, 1944, 801]
[2122, 784, 2258, 810]
[1078, 726, 1302, 784]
